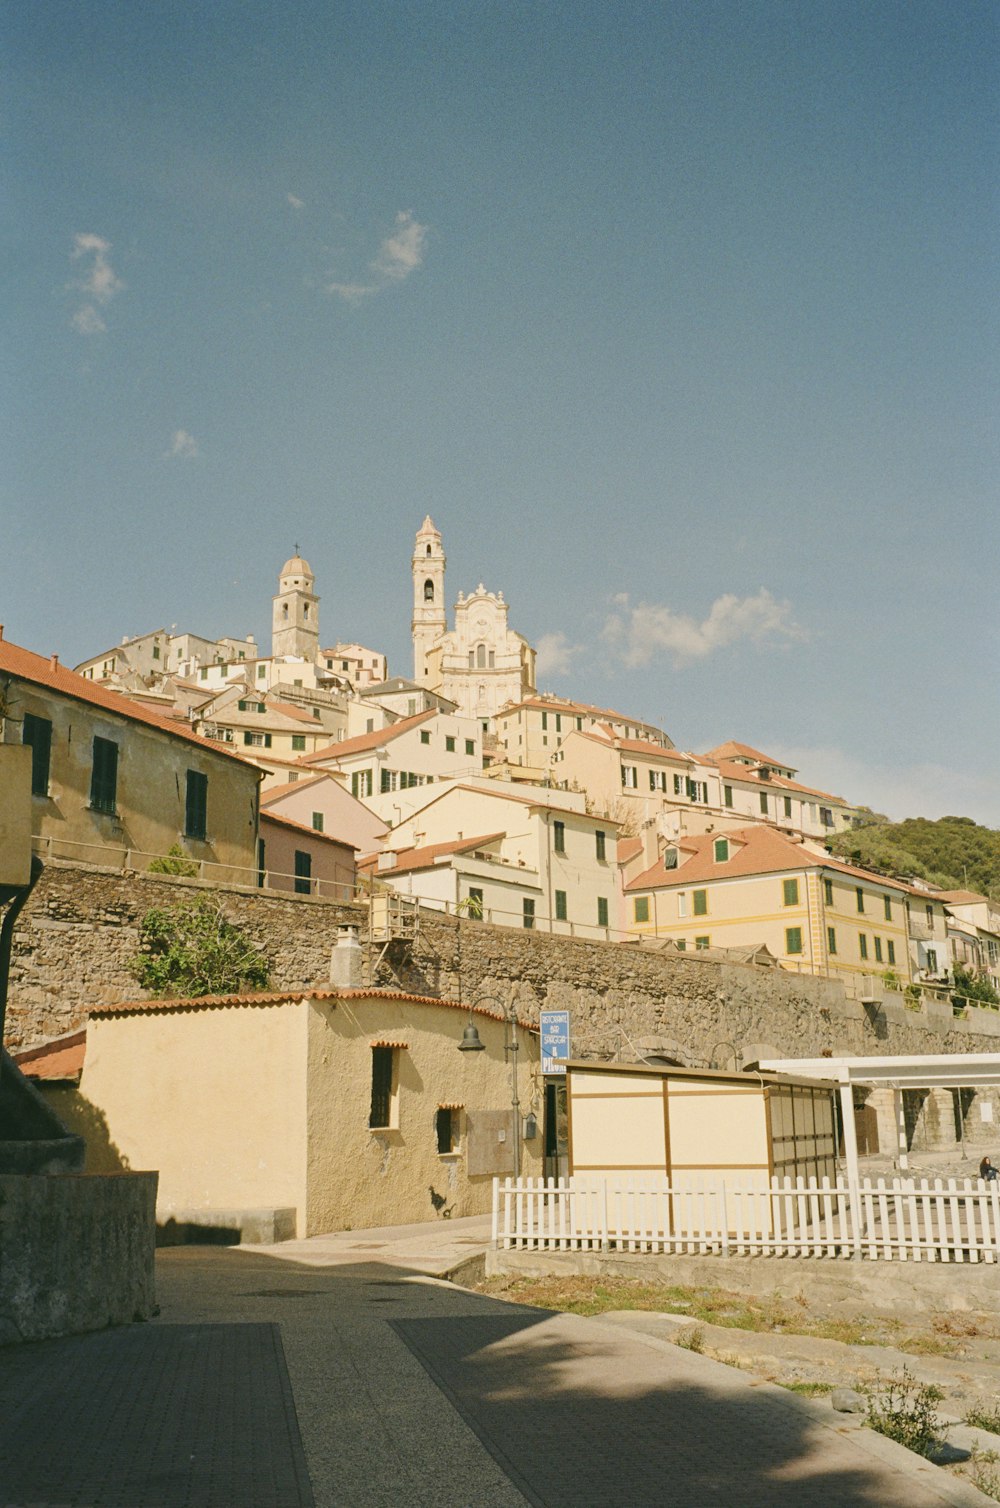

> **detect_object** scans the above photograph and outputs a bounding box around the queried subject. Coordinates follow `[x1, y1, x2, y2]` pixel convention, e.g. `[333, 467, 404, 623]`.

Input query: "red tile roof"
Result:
[625, 826, 911, 893]
[358, 832, 506, 876]
[709, 758, 846, 803]
[87, 987, 535, 1030]
[0, 634, 259, 770]
[703, 740, 792, 768]
[299, 709, 436, 764]
[260, 772, 329, 803]
[12, 1029, 86, 1081]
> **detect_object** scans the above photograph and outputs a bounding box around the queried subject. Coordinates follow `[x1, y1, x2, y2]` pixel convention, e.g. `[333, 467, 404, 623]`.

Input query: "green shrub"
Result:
[148, 843, 200, 878]
[131, 899, 270, 998]
[863, 1368, 943, 1457]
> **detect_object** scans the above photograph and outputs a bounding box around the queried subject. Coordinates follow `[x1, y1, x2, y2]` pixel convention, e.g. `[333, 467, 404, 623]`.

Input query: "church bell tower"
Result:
[411, 517, 446, 680]
[272, 551, 320, 660]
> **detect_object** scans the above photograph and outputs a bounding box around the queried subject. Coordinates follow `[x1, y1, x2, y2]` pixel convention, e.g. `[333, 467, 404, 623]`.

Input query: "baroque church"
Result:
[410, 516, 536, 728]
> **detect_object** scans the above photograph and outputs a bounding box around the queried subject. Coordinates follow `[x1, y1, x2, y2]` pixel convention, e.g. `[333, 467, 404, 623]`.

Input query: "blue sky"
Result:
[5, 2, 998, 823]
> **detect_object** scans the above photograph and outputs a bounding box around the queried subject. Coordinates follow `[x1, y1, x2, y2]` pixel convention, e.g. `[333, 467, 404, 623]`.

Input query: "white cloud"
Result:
[372, 210, 428, 282]
[326, 209, 429, 303]
[68, 233, 124, 333]
[535, 631, 583, 679]
[287, 193, 305, 210]
[603, 589, 802, 669]
[167, 430, 199, 459]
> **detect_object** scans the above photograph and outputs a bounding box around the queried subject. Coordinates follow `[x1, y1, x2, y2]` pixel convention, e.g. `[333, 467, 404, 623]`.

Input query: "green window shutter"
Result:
[827, 927, 837, 955]
[785, 927, 803, 955]
[263, 734, 272, 748]
[465, 739, 475, 756]
[695, 936, 709, 950]
[420, 731, 430, 744]
[553, 820, 565, 853]
[90, 736, 118, 814]
[292, 735, 306, 751]
[595, 830, 606, 861]
[713, 838, 729, 863]
[184, 770, 208, 840]
[723, 785, 733, 807]
[634, 896, 650, 924]
[824, 878, 834, 905]
[856, 887, 865, 913]
[293, 850, 312, 894]
[692, 889, 707, 917]
[883, 896, 892, 921]
[759, 792, 768, 814]
[783, 878, 799, 907]
[22, 714, 52, 797]
[859, 934, 868, 960]
[783, 796, 792, 818]
[445, 736, 456, 752]
[311, 812, 324, 833]
[887, 940, 895, 965]
[597, 897, 609, 928]
[874, 936, 883, 963]
[554, 890, 567, 921]
[676, 938, 686, 951]
[522, 898, 535, 930]
[380, 768, 391, 793]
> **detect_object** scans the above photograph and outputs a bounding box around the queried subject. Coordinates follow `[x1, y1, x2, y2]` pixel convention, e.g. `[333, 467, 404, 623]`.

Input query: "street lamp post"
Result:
[457, 994, 521, 1181]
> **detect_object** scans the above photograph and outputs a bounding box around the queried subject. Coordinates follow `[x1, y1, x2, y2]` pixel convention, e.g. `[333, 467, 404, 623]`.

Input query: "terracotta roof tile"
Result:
[625, 826, 910, 894]
[12, 1029, 87, 1081]
[358, 832, 506, 876]
[299, 709, 436, 763]
[86, 987, 535, 1031]
[259, 810, 359, 850]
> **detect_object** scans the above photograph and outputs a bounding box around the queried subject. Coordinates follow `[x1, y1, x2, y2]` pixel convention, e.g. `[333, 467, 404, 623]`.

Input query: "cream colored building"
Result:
[937, 891, 1000, 992]
[497, 696, 673, 776]
[321, 643, 387, 688]
[1, 632, 261, 878]
[298, 709, 484, 819]
[75, 986, 541, 1236]
[367, 781, 620, 936]
[623, 825, 912, 987]
[194, 683, 344, 761]
[411, 516, 536, 728]
[75, 628, 258, 684]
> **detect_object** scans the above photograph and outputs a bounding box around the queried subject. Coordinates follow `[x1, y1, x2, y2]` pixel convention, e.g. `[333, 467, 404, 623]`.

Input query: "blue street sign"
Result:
[540, 1009, 571, 1075]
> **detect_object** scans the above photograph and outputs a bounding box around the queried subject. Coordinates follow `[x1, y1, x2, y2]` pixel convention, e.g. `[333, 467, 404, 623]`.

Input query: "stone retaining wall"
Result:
[9, 863, 1000, 1078]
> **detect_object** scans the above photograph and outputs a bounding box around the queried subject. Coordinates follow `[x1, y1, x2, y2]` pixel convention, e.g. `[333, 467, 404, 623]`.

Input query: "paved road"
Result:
[0, 1217, 990, 1507]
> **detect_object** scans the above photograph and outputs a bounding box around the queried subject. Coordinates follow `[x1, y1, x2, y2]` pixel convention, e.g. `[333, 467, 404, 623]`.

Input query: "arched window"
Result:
[426, 543, 432, 556]
[282, 603, 289, 619]
[476, 643, 486, 668]
[424, 579, 434, 602]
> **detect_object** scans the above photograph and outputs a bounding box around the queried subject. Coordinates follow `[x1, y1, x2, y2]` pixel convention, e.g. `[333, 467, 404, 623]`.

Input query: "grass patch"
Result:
[863, 1369, 944, 1458]
[967, 1398, 1000, 1435]
[781, 1381, 836, 1397]
[968, 1449, 1000, 1503]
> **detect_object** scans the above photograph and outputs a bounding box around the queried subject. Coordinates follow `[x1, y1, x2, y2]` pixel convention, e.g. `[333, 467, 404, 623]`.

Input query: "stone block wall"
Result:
[9, 863, 1000, 1081]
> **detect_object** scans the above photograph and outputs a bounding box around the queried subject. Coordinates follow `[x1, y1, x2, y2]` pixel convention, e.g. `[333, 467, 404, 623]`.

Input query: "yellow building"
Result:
[62, 985, 541, 1238]
[1, 631, 261, 878]
[624, 825, 912, 986]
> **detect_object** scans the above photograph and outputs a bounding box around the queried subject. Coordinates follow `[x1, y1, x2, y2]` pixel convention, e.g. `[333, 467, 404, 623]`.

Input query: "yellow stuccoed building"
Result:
[623, 825, 913, 988]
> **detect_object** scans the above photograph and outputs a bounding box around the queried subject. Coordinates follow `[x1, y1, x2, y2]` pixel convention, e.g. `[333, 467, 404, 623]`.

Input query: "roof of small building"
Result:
[299, 709, 437, 764]
[0, 633, 260, 771]
[87, 986, 534, 1030]
[260, 772, 330, 803]
[499, 696, 670, 737]
[565, 1059, 836, 1091]
[702, 740, 794, 769]
[625, 825, 912, 893]
[259, 809, 359, 850]
[707, 757, 847, 803]
[12, 1029, 87, 1082]
[934, 889, 989, 905]
[358, 833, 506, 876]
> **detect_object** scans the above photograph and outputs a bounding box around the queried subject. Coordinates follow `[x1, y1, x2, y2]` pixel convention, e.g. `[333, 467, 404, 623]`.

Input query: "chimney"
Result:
[641, 818, 659, 870]
[330, 924, 363, 989]
[50, 653, 59, 671]
[0, 624, 4, 640]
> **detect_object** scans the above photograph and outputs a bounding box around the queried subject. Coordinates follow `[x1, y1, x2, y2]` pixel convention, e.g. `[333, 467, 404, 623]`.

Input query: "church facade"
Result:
[410, 516, 536, 728]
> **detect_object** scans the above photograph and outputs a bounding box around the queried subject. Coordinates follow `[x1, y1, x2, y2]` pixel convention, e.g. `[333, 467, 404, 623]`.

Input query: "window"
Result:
[294, 850, 312, 894]
[257, 838, 266, 888]
[257, 663, 266, 678]
[783, 878, 799, 907]
[926, 948, 937, 973]
[595, 830, 606, 861]
[311, 812, 324, 833]
[820, 807, 834, 827]
[597, 897, 609, 928]
[685, 778, 707, 803]
[664, 846, 678, 870]
[883, 896, 892, 922]
[553, 820, 565, 853]
[874, 936, 883, 963]
[476, 644, 486, 669]
[90, 736, 118, 814]
[723, 785, 733, 807]
[420, 730, 430, 744]
[465, 739, 475, 756]
[674, 774, 684, 795]
[759, 792, 768, 815]
[152, 644, 160, 660]
[554, 890, 567, 921]
[380, 768, 395, 793]
[713, 838, 729, 863]
[887, 940, 896, 966]
[677, 892, 688, 917]
[369, 1047, 397, 1129]
[351, 770, 373, 798]
[423, 579, 434, 602]
[243, 731, 272, 748]
[695, 936, 710, 950]
[576, 717, 582, 730]
[238, 699, 248, 711]
[859, 934, 868, 960]
[292, 735, 306, 751]
[522, 898, 535, 930]
[692, 889, 707, 917]
[827, 926, 837, 955]
[22, 714, 52, 797]
[783, 796, 792, 818]
[541, 712, 548, 730]
[185, 771, 208, 840]
[785, 927, 803, 955]
[675, 939, 686, 951]
[633, 896, 650, 924]
[445, 736, 456, 753]
[926, 904, 934, 927]
[824, 878, 834, 905]
[200, 667, 208, 681]
[622, 765, 637, 789]
[435, 1106, 457, 1154]
[856, 888, 865, 913]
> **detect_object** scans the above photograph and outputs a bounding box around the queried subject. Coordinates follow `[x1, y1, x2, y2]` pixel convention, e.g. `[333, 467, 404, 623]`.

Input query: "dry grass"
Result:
[473, 1274, 981, 1355]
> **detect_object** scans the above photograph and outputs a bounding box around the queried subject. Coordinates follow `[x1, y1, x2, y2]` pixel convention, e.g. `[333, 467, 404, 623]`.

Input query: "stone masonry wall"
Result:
[9, 862, 1000, 1075]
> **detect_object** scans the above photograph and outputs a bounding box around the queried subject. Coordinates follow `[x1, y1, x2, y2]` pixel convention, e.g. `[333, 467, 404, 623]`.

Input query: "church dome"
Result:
[280, 552, 313, 581]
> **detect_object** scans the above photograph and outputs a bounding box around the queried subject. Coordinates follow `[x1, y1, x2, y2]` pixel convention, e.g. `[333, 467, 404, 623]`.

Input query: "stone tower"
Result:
[272, 552, 319, 660]
[411, 516, 446, 681]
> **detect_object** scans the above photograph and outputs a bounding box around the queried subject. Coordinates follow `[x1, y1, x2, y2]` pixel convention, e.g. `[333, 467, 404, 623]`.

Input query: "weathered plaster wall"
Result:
[10, 863, 1000, 1076]
[0, 1170, 157, 1344]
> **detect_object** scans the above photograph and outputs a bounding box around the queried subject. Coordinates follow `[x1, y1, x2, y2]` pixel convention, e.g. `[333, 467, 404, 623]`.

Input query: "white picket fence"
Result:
[492, 1174, 1000, 1263]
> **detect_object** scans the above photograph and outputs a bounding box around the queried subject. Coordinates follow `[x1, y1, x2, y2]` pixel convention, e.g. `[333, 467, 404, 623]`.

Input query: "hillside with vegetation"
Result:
[827, 815, 1000, 900]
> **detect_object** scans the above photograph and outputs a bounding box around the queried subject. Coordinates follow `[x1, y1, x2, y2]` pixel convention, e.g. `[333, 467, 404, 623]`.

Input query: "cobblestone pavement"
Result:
[0, 1228, 992, 1507]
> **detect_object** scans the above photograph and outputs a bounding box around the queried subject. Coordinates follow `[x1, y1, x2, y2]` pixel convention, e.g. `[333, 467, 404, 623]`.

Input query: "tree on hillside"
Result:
[131, 898, 271, 997]
[827, 815, 1000, 899]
